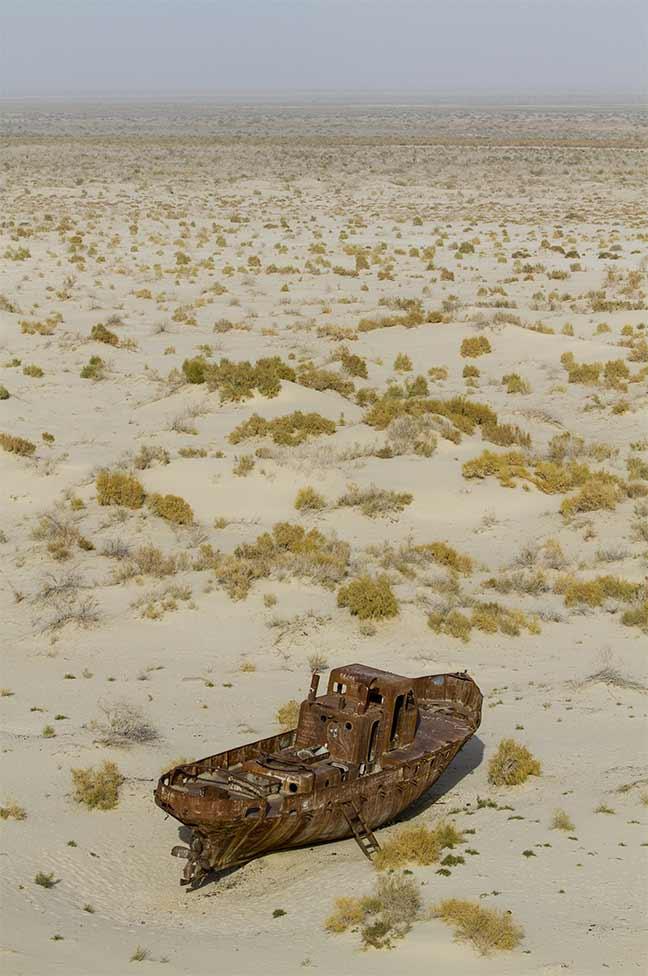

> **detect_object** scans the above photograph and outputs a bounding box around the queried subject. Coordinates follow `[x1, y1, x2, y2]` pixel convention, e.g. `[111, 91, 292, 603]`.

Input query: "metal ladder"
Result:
[340, 800, 381, 860]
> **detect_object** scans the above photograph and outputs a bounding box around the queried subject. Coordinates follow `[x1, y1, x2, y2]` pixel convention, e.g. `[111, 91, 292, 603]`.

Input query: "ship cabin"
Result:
[294, 664, 419, 776]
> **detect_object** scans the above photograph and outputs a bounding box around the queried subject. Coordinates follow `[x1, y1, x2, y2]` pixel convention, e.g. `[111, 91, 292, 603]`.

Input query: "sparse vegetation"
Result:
[276, 700, 300, 728]
[147, 492, 194, 525]
[96, 470, 145, 508]
[374, 821, 464, 870]
[295, 486, 326, 511]
[432, 899, 524, 955]
[326, 872, 423, 949]
[0, 432, 36, 457]
[229, 411, 336, 447]
[71, 761, 124, 810]
[337, 575, 399, 619]
[488, 739, 541, 786]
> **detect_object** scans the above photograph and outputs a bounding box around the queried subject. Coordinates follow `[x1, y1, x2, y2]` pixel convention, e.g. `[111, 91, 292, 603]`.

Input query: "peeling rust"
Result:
[154, 664, 482, 885]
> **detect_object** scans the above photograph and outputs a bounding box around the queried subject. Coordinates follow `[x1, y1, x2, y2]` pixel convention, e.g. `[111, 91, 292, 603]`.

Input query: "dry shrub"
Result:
[133, 444, 170, 469]
[276, 699, 300, 728]
[503, 372, 531, 394]
[89, 700, 158, 746]
[417, 542, 473, 575]
[325, 897, 365, 933]
[555, 574, 642, 608]
[463, 450, 625, 515]
[233, 454, 255, 477]
[337, 575, 399, 619]
[215, 522, 349, 600]
[621, 600, 648, 633]
[461, 336, 492, 357]
[374, 821, 463, 870]
[295, 486, 326, 511]
[80, 355, 105, 380]
[147, 492, 194, 525]
[428, 602, 539, 641]
[112, 544, 182, 581]
[296, 363, 354, 397]
[0, 799, 27, 821]
[385, 415, 438, 457]
[337, 484, 413, 518]
[336, 346, 368, 378]
[230, 411, 336, 447]
[71, 761, 123, 810]
[90, 323, 119, 346]
[0, 432, 36, 457]
[96, 470, 145, 508]
[551, 808, 575, 831]
[560, 478, 624, 517]
[433, 899, 523, 955]
[363, 394, 527, 448]
[488, 738, 541, 786]
[134, 583, 192, 619]
[326, 873, 422, 949]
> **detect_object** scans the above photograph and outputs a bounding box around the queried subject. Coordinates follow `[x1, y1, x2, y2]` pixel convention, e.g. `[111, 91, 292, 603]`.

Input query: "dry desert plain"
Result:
[1, 104, 647, 975]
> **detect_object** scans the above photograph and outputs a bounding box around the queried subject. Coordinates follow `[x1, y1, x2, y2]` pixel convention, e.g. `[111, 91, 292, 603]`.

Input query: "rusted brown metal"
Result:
[154, 664, 482, 885]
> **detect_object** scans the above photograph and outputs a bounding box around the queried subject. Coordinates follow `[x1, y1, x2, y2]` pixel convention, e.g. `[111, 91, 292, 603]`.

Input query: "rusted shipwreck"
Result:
[155, 664, 482, 885]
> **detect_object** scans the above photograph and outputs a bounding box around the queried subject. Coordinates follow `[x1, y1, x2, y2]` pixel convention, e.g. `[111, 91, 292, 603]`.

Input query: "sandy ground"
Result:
[1, 107, 647, 975]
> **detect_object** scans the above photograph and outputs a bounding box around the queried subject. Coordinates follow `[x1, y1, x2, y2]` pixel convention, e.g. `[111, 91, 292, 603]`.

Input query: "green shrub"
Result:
[71, 761, 123, 810]
[0, 385, 9, 400]
[337, 575, 399, 619]
[147, 493, 194, 525]
[96, 470, 145, 508]
[488, 738, 541, 786]
[205, 356, 295, 401]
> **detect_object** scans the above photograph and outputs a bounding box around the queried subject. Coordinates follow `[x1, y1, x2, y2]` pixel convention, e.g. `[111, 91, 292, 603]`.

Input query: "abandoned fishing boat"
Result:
[155, 664, 482, 885]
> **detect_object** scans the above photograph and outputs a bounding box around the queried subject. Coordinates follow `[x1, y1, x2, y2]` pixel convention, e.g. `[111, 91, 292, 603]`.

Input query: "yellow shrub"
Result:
[147, 492, 194, 525]
[488, 738, 541, 786]
[96, 470, 145, 508]
[374, 821, 463, 870]
[0, 432, 36, 457]
[433, 898, 524, 955]
[337, 575, 399, 619]
[460, 336, 492, 358]
[276, 700, 300, 728]
[295, 486, 326, 511]
[71, 761, 123, 810]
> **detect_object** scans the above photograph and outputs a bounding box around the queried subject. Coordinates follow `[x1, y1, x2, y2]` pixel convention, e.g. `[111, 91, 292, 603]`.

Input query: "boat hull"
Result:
[155, 670, 482, 882]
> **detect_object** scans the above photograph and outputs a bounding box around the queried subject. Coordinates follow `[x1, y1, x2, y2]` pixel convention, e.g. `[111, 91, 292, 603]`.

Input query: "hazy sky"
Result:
[2, 0, 646, 97]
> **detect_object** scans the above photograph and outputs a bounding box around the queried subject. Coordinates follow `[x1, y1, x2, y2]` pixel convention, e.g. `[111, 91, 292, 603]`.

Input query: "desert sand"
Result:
[1, 102, 647, 975]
